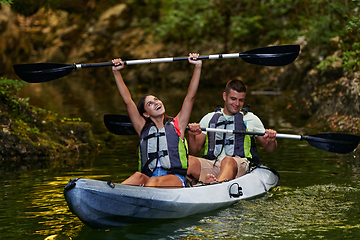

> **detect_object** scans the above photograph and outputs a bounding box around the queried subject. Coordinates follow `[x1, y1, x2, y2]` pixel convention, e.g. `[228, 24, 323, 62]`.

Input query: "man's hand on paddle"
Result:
[263, 129, 277, 142]
[258, 129, 277, 153]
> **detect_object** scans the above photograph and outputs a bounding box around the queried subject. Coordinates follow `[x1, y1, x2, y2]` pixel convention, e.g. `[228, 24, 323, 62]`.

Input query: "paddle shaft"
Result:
[103, 114, 359, 154]
[75, 52, 295, 68]
[199, 127, 360, 146]
[198, 127, 301, 139]
[103, 114, 349, 142]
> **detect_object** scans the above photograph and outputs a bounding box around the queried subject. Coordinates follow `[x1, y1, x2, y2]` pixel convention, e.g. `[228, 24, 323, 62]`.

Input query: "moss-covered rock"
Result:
[0, 78, 100, 161]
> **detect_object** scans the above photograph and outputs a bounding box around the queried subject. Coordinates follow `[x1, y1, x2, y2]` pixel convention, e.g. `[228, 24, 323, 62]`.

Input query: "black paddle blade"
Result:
[304, 133, 360, 154]
[103, 114, 137, 135]
[13, 63, 75, 83]
[240, 45, 300, 66]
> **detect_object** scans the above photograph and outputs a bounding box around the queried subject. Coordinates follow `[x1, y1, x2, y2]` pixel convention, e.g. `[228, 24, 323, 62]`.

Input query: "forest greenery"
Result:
[7, 0, 359, 73]
[3, 0, 359, 88]
[2, 0, 359, 100]
[341, 15, 360, 72]
[0, 77, 28, 96]
[0, 78, 29, 108]
[0, 0, 12, 5]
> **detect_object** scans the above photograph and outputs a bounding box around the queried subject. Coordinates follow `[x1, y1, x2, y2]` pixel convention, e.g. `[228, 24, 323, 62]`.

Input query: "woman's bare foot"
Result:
[205, 174, 218, 184]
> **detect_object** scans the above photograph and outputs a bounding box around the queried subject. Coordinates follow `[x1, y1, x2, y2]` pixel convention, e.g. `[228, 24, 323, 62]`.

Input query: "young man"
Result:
[187, 79, 277, 183]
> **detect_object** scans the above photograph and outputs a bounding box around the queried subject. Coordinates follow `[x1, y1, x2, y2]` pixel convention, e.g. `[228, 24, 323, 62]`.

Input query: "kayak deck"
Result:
[64, 165, 279, 229]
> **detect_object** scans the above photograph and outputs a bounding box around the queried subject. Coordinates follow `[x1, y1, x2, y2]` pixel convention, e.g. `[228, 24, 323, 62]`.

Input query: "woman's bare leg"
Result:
[145, 174, 183, 188]
[121, 172, 150, 186]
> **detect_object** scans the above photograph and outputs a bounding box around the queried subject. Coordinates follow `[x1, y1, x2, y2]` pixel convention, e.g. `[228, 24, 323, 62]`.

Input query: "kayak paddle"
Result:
[103, 114, 360, 154]
[13, 45, 300, 83]
[104, 114, 137, 136]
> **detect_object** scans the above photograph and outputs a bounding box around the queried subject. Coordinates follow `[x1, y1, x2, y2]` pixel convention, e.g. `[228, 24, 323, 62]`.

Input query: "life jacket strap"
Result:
[148, 150, 168, 162]
[215, 120, 234, 128]
[143, 132, 165, 141]
[215, 139, 234, 145]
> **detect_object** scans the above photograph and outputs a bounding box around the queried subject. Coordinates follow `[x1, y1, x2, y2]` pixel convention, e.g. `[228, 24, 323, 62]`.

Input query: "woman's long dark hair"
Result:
[137, 94, 173, 134]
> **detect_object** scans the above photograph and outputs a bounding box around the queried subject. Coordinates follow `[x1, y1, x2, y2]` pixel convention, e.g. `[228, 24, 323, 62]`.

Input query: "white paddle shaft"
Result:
[201, 127, 302, 140]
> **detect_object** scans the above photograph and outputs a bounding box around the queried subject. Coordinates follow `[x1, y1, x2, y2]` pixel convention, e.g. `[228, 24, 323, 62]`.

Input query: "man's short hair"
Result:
[225, 79, 247, 94]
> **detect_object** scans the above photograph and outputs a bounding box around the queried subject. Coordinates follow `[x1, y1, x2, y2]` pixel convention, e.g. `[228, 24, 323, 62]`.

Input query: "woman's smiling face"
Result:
[142, 95, 165, 118]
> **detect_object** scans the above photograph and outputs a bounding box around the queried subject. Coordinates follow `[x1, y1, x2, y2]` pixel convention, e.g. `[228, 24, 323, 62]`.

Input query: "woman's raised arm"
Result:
[112, 59, 145, 135]
[176, 53, 202, 138]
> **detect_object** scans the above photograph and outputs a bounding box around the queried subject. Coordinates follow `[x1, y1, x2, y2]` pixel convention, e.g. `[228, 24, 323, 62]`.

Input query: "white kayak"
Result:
[64, 165, 279, 229]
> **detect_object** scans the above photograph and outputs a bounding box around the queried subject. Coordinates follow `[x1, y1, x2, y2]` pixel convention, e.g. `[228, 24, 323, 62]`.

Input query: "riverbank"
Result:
[254, 37, 360, 135]
[0, 78, 100, 163]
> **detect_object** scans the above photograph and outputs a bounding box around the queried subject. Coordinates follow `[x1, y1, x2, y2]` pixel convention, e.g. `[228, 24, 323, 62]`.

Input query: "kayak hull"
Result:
[64, 165, 279, 229]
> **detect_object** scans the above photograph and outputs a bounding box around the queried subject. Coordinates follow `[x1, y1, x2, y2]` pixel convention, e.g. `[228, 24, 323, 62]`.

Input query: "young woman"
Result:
[112, 53, 202, 188]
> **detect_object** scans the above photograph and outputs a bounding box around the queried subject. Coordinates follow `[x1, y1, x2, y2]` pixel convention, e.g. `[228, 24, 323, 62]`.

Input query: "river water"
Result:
[2, 74, 360, 239]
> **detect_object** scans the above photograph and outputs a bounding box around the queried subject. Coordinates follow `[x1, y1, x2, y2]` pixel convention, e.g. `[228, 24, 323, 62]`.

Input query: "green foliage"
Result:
[151, 0, 270, 50]
[0, 0, 13, 5]
[342, 43, 360, 72]
[341, 13, 360, 73]
[154, 0, 212, 47]
[26, 126, 40, 135]
[61, 117, 82, 122]
[0, 77, 29, 97]
[147, 0, 354, 51]
[6, 0, 360, 82]
[316, 56, 341, 74]
[0, 79, 39, 121]
[0, 78, 29, 114]
[8, 0, 358, 54]
[259, 0, 350, 46]
[13, 119, 39, 135]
